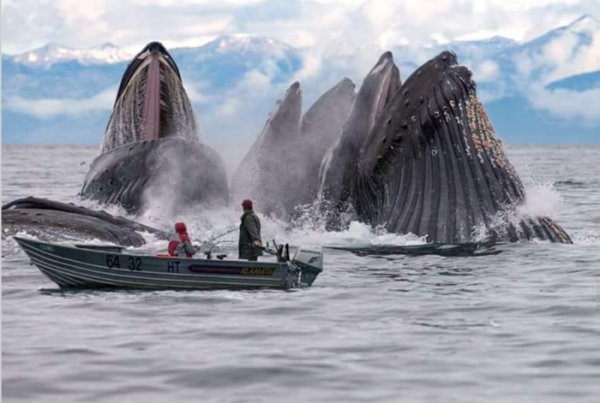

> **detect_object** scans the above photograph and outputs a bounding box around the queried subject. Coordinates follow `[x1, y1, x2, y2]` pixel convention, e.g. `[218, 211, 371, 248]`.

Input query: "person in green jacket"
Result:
[239, 199, 263, 261]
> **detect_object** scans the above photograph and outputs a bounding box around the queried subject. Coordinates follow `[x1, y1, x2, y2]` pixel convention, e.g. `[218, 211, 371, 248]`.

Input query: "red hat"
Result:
[175, 222, 187, 233]
[241, 199, 253, 209]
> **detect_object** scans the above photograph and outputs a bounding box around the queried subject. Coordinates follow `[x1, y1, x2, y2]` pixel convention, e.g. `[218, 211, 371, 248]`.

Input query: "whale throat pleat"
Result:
[348, 51, 572, 243]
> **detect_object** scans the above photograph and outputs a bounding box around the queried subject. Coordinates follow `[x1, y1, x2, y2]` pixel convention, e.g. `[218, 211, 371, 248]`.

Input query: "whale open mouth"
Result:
[141, 54, 162, 141]
[102, 42, 198, 152]
[80, 42, 229, 214]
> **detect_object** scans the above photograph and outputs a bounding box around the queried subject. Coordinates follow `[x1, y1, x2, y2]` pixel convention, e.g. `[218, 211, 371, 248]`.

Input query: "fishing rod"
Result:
[206, 226, 237, 243]
[203, 228, 239, 259]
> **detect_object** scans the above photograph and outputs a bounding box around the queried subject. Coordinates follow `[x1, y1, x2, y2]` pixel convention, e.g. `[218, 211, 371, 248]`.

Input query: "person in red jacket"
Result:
[168, 222, 198, 258]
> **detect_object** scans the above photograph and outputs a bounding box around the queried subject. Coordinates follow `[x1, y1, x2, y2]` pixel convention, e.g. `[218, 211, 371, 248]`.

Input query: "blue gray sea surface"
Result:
[2, 144, 600, 402]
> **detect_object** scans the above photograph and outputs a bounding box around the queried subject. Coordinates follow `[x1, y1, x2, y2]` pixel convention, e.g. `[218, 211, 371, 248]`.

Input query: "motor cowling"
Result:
[291, 248, 323, 286]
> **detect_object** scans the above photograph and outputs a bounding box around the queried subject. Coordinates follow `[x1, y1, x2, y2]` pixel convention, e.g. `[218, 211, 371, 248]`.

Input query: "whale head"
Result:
[102, 41, 199, 152]
[82, 42, 228, 214]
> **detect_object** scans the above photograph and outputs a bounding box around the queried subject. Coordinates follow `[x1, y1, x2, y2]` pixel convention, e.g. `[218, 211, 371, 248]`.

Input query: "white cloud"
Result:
[508, 16, 600, 87]
[215, 97, 242, 118]
[528, 84, 600, 122]
[3, 0, 598, 55]
[1, 0, 236, 53]
[184, 82, 213, 105]
[6, 87, 116, 118]
[543, 31, 579, 64]
[477, 60, 500, 81]
[546, 28, 600, 82]
[55, 0, 106, 24]
[243, 69, 273, 91]
[2, 0, 600, 128]
[1, 5, 594, 68]
[292, 50, 323, 81]
[211, 66, 281, 118]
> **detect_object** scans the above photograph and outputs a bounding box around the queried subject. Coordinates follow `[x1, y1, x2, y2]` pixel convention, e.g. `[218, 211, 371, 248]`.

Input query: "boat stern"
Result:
[291, 248, 323, 287]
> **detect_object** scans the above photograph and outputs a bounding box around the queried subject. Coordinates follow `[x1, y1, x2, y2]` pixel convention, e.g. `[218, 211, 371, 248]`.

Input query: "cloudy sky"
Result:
[3, 0, 599, 54]
[2, 0, 599, 144]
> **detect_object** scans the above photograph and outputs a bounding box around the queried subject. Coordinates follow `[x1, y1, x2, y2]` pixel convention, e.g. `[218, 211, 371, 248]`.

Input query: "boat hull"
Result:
[14, 237, 312, 290]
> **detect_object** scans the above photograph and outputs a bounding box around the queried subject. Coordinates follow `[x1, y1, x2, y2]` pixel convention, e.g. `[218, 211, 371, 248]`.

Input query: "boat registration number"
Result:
[106, 255, 142, 271]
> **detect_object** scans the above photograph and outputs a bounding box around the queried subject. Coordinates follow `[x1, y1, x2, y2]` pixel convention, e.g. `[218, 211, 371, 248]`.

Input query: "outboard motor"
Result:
[291, 248, 323, 286]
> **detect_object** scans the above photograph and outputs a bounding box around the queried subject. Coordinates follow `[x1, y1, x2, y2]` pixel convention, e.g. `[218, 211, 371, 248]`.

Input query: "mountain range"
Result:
[2, 15, 599, 145]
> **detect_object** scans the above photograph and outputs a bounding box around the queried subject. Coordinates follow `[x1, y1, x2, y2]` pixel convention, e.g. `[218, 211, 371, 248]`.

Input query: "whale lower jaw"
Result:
[81, 137, 228, 215]
[2, 197, 168, 247]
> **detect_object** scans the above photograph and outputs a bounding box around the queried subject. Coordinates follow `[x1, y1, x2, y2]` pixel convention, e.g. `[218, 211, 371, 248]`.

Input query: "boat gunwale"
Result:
[14, 236, 291, 269]
[14, 237, 300, 290]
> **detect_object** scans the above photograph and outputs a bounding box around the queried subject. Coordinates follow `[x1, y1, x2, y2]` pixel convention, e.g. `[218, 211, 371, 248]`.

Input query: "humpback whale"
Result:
[2, 197, 167, 246]
[319, 51, 572, 244]
[319, 52, 401, 224]
[231, 78, 355, 218]
[81, 42, 228, 214]
[3, 42, 227, 246]
[3, 42, 571, 246]
[235, 50, 570, 243]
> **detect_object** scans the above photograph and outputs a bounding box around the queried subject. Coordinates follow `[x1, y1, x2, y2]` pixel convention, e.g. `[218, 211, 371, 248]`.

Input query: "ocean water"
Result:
[2, 144, 600, 402]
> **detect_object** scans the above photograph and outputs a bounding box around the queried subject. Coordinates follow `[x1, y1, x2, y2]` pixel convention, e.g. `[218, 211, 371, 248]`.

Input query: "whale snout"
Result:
[144, 41, 169, 55]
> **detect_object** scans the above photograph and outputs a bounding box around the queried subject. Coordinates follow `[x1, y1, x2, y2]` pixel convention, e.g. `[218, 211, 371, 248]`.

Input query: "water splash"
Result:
[136, 199, 426, 254]
[517, 181, 564, 218]
[470, 177, 574, 243]
[285, 221, 425, 249]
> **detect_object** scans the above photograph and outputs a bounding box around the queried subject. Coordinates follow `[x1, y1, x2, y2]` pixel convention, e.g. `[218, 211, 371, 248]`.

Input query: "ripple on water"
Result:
[3, 145, 600, 402]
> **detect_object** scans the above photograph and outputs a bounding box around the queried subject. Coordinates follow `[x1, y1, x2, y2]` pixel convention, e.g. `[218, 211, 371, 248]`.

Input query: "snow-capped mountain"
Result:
[10, 42, 134, 66]
[7, 35, 298, 68]
[2, 35, 304, 144]
[198, 35, 295, 57]
[171, 35, 302, 89]
[497, 14, 600, 84]
[523, 13, 599, 52]
[2, 17, 599, 145]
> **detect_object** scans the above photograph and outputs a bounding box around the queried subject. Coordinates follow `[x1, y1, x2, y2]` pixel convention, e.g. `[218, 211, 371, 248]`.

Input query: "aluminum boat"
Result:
[14, 237, 323, 290]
